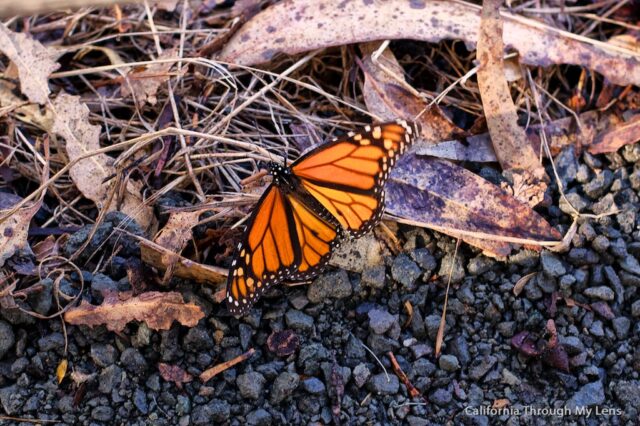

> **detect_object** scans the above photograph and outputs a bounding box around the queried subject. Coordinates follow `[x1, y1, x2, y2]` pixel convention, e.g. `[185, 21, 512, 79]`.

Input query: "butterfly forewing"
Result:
[291, 120, 419, 236]
[226, 185, 301, 315]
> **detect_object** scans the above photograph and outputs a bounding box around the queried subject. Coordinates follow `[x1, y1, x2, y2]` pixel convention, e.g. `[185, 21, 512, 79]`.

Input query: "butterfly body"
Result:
[226, 120, 420, 315]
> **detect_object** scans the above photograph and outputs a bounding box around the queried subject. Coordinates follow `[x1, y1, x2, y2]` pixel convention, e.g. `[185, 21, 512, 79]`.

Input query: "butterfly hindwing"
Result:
[291, 120, 419, 236]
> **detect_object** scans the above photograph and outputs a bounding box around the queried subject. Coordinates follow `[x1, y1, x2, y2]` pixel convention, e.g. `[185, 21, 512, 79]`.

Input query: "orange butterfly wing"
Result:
[291, 121, 419, 236]
[226, 185, 301, 315]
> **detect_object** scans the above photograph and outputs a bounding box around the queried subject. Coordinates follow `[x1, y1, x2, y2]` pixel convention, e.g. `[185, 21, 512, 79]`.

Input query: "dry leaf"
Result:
[513, 272, 536, 296]
[359, 42, 463, 143]
[121, 49, 178, 106]
[386, 154, 561, 251]
[64, 291, 204, 332]
[158, 362, 193, 388]
[0, 194, 42, 268]
[217, 0, 640, 86]
[140, 237, 227, 285]
[588, 114, 640, 154]
[52, 94, 152, 229]
[493, 399, 510, 409]
[0, 23, 60, 104]
[56, 359, 68, 384]
[477, 0, 541, 173]
[154, 210, 201, 253]
[0, 79, 54, 129]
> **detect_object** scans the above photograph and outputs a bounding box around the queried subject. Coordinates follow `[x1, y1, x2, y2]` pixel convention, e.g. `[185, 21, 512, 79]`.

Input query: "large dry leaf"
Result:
[52, 94, 152, 229]
[386, 154, 562, 251]
[140, 237, 227, 285]
[0, 23, 59, 104]
[121, 49, 177, 106]
[477, 0, 540, 173]
[64, 291, 204, 332]
[217, 0, 640, 86]
[0, 194, 42, 268]
[477, 0, 546, 207]
[359, 42, 463, 143]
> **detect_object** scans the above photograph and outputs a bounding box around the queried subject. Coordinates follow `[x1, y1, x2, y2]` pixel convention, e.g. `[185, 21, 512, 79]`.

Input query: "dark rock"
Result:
[344, 335, 366, 360]
[285, 310, 314, 332]
[120, 348, 148, 373]
[367, 309, 396, 334]
[412, 248, 437, 271]
[90, 273, 118, 301]
[237, 371, 266, 400]
[133, 388, 148, 414]
[99, 365, 122, 394]
[183, 327, 211, 352]
[541, 251, 566, 277]
[37, 332, 64, 353]
[561, 336, 585, 355]
[270, 372, 300, 404]
[91, 406, 114, 422]
[367, 373, 399, 394]
[556, 146, 578, 186]
[589, 320, 605, 337]
[246, 408, 273, 426]
[361, 265, 386, 289]
[449, 336, 471, 366]
[583, 286, 614, 301]
[566, 381, 605, 410]
[0, 320, 15, 359]
[353, 364, 371, 388]
[367, 334, 399, 353]
[0, 385, 23, 415]
[430, 388, 453, 406]
[439, 355, 460, 372]
[467, 256, 493, 275]
[620, 255, 640, 276]
[438, 253, 465, 283]
[612, 380, 640, 408]
[469, 355, 497, 381]
[567, 248, 600, 266]
[391, 254, 422, 288]
[90, 343, 118, 368]
[583, 169, 613, 198]
[632, 300, 640, 317]
[559, 192, 588, 214]
[307, 270, 351, 303]
[192, 399, 230, 424]
[239, 324, 253, 351]
[612, 317, 631, 339]
[297, 343, 330, 375]
[301, 377, 325, 395]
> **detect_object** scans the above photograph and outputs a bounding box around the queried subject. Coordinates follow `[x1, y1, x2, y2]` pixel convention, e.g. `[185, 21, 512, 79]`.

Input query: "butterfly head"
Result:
[267, 161, 291, 185]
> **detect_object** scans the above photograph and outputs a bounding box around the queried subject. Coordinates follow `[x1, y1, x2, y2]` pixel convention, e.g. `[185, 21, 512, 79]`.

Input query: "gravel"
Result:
[2, 138, 640, 425]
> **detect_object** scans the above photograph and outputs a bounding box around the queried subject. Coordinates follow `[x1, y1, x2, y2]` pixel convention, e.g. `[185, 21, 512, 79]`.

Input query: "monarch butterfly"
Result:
[226, 120, 420, 315]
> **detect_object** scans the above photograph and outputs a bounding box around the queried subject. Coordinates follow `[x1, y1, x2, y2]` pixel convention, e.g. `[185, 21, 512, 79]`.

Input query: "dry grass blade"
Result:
[63, 291, 205, 332]
[0, 23, 59, 104]
[217, 0, 640, 86]
[512, 272, 537, 297]
[199, 348, 255, 382]
[387, 352, 421, 399]
[435, 239, 460, 358]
